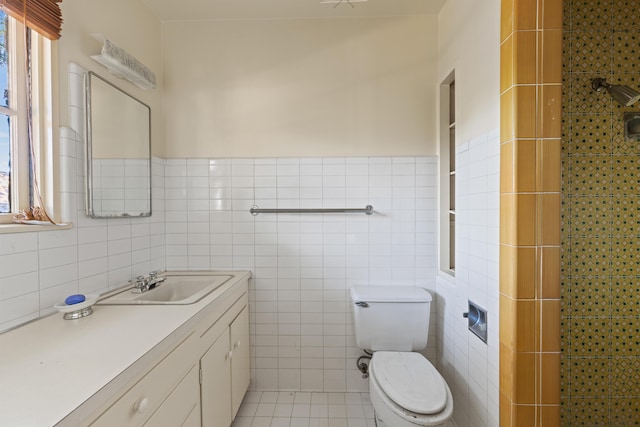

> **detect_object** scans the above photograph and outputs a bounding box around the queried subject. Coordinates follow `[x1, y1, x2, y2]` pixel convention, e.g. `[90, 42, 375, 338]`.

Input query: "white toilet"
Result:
[350, 286, 453, 427]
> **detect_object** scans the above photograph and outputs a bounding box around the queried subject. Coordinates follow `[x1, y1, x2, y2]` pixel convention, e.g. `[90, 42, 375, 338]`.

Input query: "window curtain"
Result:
[0, 0, 62, 40]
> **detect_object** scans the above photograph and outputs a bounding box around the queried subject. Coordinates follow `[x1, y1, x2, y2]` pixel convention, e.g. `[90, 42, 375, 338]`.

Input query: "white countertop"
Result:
[0, 270, 251, 427]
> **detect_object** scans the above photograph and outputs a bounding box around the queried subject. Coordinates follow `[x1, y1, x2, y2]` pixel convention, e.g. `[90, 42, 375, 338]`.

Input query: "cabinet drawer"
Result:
[143, 363, 200, 427]
[90, 332, 198, 427]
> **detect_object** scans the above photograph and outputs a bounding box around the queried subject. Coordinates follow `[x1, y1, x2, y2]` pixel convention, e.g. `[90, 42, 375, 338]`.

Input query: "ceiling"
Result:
[140, 0, 447, 22]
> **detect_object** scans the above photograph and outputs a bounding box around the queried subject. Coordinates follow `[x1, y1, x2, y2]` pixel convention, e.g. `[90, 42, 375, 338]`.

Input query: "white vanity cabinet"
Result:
[81, 274, 250, 427]
[200, 304, 250, 427]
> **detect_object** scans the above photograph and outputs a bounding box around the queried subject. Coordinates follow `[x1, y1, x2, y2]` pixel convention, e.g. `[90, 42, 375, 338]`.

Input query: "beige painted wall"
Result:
[58, 0, 164, 157]
[162, 16, 438, 158]
[438, 0, 500, 147]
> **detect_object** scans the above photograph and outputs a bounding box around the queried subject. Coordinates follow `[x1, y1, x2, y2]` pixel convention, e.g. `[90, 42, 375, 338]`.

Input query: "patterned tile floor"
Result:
[232, 391, 456, 427]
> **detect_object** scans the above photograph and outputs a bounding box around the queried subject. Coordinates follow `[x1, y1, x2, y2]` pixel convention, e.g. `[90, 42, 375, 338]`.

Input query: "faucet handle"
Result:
[136, 276, 148, 286]
[131, 276, 148, 294]
[149, 270, 161, 278]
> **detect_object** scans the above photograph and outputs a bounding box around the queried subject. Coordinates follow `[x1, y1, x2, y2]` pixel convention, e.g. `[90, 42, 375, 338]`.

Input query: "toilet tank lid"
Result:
[350, 286, 432, 303]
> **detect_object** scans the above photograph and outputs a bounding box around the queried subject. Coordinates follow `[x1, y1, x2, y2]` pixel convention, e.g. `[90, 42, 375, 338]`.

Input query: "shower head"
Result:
[592, 78, 640, 106]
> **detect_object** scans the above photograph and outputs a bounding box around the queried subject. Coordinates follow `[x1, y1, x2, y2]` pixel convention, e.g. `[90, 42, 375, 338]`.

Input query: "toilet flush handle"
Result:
[355, 301, 369, 308]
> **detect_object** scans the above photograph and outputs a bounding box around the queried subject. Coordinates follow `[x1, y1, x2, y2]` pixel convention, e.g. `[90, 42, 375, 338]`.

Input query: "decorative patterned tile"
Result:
[568, 113, 613, 153]
[565, 278, 611, 317]
[561, 2, 640, 424]
[613, 30, 640, 72]
[612, 0, 640, 29]
[566, 317, 611, 357]
[611, 279, 640, 316]
[612, 196, 640, 235]
[561, 193, 572, 238]
[569, 237, 611, 276]
[560, 353, 571, 396]
[567, 397, 611, 426]
[611, 318, 640, 356]
[567, 155, 612, 196]
[569, 357, 610, 397]
[560, 275, 571, 313]
[611, 155, 640, 194]
[611, 237, 640, 276]
[610, 397, 640, 426]
[561, 310, 571, 349]
[610, 358, 640, 395]
[569, 196, 611, 236]
[568, 30, 614, 74]
[562, 28, 571, 70]
[568, 1, 612, 30]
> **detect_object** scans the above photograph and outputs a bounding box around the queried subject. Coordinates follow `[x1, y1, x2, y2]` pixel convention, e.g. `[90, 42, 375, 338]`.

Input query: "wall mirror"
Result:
[85, 71, 151, 218]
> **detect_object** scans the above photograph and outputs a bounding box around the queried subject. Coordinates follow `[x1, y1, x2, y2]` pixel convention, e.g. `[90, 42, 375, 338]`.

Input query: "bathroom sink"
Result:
[98, 274, 233, 305]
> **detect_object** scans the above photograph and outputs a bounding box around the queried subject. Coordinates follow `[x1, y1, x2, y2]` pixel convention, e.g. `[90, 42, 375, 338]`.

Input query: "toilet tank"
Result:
[350, 286, 432, 352]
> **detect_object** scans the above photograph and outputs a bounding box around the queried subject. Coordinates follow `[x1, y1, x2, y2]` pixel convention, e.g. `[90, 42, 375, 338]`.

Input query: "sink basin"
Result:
[98, 274, 233, 305]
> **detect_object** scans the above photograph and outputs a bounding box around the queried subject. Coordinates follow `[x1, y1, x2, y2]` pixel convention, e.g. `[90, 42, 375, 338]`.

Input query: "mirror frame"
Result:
[85, 71, 152, 218]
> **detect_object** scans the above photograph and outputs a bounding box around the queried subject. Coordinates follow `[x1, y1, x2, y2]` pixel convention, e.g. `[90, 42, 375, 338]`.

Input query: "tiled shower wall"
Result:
[562, 0, 640, 424]
[436, 129, 500, 427]
[164, 156, 439, 391]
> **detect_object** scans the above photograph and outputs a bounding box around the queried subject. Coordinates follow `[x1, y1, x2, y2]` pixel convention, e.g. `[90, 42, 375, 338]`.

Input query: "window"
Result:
[439, 72, 455, 276]
[0, 10, 54, 223]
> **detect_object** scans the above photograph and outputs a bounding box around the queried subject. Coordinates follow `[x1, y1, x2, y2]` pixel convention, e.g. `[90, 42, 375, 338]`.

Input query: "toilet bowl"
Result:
[368, 351, 453, 427]
[350, 286, 453, 426]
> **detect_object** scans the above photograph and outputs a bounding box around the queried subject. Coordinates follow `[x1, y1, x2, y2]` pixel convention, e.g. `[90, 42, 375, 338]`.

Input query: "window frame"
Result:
[0, 13, 56, 225]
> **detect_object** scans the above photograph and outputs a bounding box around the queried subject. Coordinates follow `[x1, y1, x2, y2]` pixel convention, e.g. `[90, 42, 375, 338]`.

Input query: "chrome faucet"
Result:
[148, 271, 166, 288]
[131, 271, 166, 294]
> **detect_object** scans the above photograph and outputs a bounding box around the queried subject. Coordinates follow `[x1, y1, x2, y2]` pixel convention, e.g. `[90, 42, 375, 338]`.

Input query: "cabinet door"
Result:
[144, 364, 201, 427]
[201, 328, 231, 427]
[230, 306, 250, 418]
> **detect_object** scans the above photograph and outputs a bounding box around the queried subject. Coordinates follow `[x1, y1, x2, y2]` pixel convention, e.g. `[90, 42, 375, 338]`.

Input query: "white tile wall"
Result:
[0, 127, 166, 332]
[0, 148, 439, 394]
[435, 129, 500, 427]
[0, 64, 166, 332]
[164, 156, 439, 392]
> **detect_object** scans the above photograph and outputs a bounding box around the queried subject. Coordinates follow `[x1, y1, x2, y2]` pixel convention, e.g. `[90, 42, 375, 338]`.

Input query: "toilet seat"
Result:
[369, 352, 453, 427]
[371, 351, 447, 414]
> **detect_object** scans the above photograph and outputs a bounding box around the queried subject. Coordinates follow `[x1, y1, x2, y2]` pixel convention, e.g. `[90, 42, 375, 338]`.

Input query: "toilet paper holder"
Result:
[463, 300, 488, 343]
